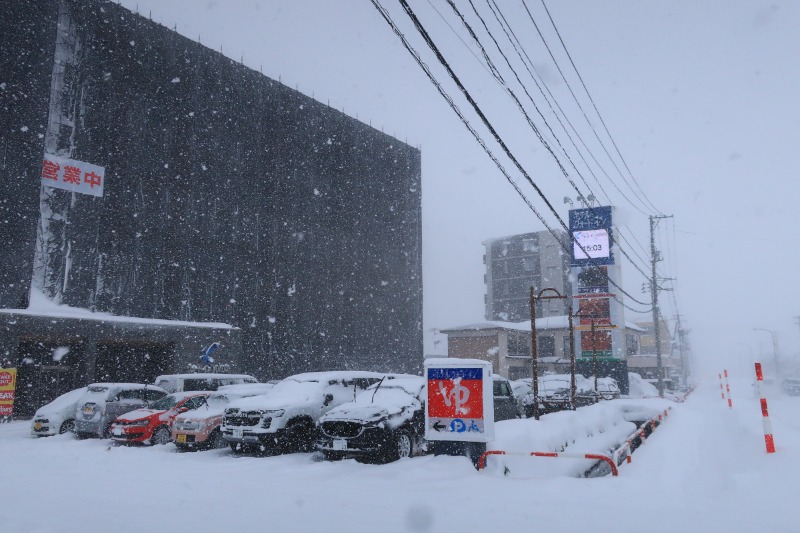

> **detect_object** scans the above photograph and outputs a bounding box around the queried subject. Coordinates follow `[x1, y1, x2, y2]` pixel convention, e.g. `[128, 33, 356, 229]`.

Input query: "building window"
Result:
[522, 257, 536, 271]
[507, 334, 531, 357]
[523, 238, 537, 252]
[563, 336, 572, 358]
[538, 336, 555, 357]
[508, 366, 530, 380]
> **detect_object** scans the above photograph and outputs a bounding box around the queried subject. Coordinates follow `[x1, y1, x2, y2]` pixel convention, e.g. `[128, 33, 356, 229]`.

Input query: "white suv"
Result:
[222, 371, 386, 454]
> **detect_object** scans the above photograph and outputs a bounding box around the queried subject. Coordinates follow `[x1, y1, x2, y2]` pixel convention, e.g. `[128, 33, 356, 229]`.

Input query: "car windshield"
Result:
[356, 385, 413, 405]
[150, 394, 181, 410]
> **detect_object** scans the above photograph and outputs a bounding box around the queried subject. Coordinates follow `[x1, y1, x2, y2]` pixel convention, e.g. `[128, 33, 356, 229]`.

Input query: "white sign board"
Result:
[41, 154, 105, 197]
[425, 358, 494, 443]
[572, 228, 610, 260]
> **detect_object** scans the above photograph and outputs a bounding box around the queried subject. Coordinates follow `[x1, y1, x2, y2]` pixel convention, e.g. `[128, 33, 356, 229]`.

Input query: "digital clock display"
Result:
[572, 229, 610, 260]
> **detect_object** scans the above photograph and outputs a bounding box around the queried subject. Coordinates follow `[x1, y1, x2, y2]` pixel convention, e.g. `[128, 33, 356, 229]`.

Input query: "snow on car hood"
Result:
[175, 406, 225, 422]
[320, 403, 390, 424]
[227, 380, 324, 411]
[116, 408, 164, 421]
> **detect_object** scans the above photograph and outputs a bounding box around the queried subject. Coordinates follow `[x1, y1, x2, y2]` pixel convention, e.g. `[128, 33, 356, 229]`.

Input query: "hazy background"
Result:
[116, 0, 800, 379]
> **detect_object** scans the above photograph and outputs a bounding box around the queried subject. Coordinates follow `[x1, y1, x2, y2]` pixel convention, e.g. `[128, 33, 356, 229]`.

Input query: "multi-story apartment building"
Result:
[483, 231, 572, 321]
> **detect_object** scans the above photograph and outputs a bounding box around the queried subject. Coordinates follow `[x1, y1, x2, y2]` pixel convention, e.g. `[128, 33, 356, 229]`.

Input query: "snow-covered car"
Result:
[511, 379, 532, 417]
[110, 391, 212, 445]
[75, 383, 168, 439]
[30, 387, 88, 437]
[520, 374, 597, 417]
[222, 371, 386, 454]
[154, 373, 258, 393]
[317, 376, 425, 463]
[173, 383, 276, 450]
[594, 377, 620, 400]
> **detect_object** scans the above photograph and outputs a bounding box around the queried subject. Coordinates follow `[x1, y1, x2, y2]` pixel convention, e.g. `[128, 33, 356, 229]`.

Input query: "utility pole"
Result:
[650, 214, 673, 397]
[675, 314, 689, 386]
[529, 287, 540, 420]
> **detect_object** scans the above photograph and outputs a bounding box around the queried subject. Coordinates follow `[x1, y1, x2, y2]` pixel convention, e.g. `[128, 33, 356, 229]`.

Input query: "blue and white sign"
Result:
[569, 206, 614, 266]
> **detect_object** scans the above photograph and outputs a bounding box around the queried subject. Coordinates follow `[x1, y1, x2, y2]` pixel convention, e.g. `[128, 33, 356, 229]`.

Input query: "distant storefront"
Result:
[0, 304, 239, 418]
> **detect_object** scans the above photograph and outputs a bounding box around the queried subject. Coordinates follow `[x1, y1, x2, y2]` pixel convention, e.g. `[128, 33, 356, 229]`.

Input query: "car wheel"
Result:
[208, 429, 226, 449]
[282, 418, 314, 453]
[151, 426, 172, 445]
[394, 430, 413, 460]
[102, 422, 113, 439]
[59, 419, 76, 434]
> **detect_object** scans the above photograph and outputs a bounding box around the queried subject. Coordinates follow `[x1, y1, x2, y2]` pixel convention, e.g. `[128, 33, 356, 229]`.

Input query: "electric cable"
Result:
[519, 0, 657, 216]
[372, 0, 653, 313]
[538, 0, 663, 216]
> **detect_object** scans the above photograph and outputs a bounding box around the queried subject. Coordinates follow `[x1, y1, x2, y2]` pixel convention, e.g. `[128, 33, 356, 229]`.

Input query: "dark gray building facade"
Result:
[1, 0, 422, 415]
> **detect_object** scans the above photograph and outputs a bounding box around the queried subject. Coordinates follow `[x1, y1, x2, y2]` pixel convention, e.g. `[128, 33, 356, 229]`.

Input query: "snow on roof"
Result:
[440, 316, 568, 333]
[441, 317, 648, 334]
[0, 287, 235, 330]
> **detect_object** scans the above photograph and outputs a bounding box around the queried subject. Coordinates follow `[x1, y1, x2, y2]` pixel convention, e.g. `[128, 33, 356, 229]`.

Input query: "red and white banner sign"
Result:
[0, 368, 16, 417]
[41, 154, 105, 197]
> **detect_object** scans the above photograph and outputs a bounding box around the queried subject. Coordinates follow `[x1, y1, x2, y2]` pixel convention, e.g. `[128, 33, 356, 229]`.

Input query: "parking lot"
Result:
[4, 384, 799, 533]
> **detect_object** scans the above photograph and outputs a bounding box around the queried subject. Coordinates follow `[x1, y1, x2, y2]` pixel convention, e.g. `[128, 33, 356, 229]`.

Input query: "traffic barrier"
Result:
[610, 407, 671, 468]
[478, 407, 672, 476]
[724, 369, 733, 408]
[754, 363, 775, 453]
[477, 450, 618, 476]
[719, 373, 725, 400]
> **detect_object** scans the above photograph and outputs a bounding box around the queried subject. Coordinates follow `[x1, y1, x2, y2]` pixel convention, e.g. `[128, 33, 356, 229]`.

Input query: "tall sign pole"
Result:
[568, 206, 629, 395]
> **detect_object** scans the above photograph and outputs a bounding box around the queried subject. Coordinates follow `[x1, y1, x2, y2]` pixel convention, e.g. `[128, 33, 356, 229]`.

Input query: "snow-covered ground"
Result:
[2, 379, 797, 533]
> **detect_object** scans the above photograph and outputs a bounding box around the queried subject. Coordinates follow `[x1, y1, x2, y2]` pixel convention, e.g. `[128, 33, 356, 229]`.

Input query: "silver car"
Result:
[74, 383, 168, 439]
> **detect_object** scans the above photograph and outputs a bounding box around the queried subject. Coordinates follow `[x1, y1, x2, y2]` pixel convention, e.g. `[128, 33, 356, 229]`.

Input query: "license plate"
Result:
[113, 426, 123, 436]
[233, 429, 243, 439]
[83, 407, 93, 415]
[333, 439, 347, 451]
[176, 434, 187, 443]
[34, 422, 42, 431]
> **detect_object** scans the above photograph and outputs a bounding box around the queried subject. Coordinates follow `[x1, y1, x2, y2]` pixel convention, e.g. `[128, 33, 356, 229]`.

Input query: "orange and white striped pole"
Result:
[754, 362, 776, 453]
[724, 369, 732, 408]
[719, 373, 725, 400]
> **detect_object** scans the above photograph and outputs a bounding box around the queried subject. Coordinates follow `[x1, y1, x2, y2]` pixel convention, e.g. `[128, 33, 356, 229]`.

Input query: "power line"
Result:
[373, 0, 653, 313]
[482, 0, 649, 217]
[448, 0, 648, 279]
[520, 0, 657, 216]
[538, 0, 663, 216]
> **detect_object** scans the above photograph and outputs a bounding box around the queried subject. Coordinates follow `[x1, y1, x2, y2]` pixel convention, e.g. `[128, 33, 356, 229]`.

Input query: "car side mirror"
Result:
[177, 407, 189, 413]
[323, 393, 334, 407]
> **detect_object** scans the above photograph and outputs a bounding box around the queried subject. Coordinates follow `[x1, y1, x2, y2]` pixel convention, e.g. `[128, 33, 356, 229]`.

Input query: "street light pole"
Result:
[753, 328, 780, 378]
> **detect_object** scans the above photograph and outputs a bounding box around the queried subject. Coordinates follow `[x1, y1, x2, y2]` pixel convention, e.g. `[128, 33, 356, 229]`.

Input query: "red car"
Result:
[110, 392, 211, 445]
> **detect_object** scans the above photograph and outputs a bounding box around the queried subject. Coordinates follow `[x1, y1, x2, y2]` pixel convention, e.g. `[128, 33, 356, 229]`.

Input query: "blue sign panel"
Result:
[569, 206, 614, 266]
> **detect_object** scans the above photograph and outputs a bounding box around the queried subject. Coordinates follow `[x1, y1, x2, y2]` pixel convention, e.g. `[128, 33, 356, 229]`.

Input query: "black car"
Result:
[316, 376, 425, 463]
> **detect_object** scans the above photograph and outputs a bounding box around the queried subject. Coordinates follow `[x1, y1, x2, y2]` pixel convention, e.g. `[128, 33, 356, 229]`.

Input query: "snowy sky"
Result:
[114, 0, 800, 377]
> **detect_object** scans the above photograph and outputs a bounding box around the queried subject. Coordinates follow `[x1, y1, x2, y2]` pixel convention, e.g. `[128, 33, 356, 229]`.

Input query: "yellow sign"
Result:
[0, 368, 17, 417]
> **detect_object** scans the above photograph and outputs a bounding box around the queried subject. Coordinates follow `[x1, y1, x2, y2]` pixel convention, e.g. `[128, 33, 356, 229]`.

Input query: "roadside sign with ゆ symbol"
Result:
[425, 358, 494, 443]
[0, 368, 17, 417]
